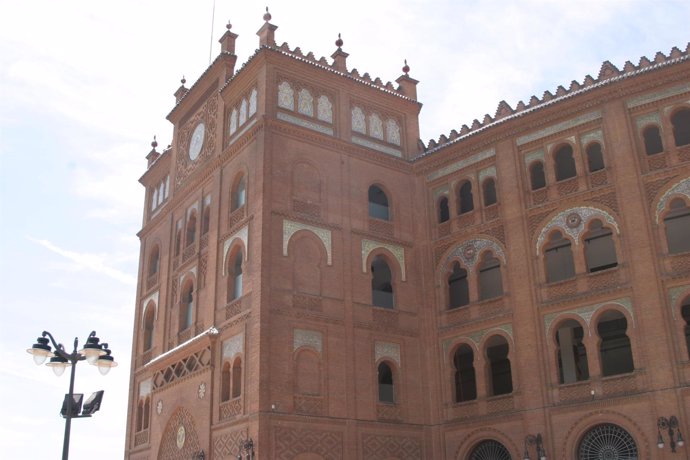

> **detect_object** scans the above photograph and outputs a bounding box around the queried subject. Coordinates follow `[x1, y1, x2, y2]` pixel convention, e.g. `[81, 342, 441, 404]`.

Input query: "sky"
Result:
[0, 0, 688, 458]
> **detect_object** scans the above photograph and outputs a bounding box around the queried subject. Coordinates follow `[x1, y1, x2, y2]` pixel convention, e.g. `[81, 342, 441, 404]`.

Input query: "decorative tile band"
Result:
[222, 225, 249, 275]
[361, 239, 406, 281]
[283, 219, 333, 265]
[351, 135, 402, 157]
[516, 111, 602, 146]
[524, 149, 545, 167]
[547, 135, 576, 154]
[426, 148, 496, 182]
[141, 291, 159, 322]
[543, 297, 633, 335]
[375, 341, 401, 367]
[440, 238, 507, 272]
[580, 129, 603, 147]
[294, 329, 323, 354]
[223, 332, 244, 360]
[277, 111, 334, 135]
[536, 206, 620, 255]
[634, 112, 661, 130]
[479, 166, 497, 182]
[626, 83, 690, 108]
[655, 177, 690, 223]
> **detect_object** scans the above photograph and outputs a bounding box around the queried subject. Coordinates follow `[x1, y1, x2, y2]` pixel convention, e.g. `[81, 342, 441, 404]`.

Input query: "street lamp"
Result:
[237, 437, 255, 460]
[658, 416, 685, 453]
[523, 433, 547, 460]
[27, 330, 117, 460]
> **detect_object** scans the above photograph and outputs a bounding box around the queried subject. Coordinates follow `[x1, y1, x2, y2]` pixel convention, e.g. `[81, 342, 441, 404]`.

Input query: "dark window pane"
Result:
[483, 179, 497, 206]
[555, 145, 576, 181]
[368, 185, 390, 220]
[458, 181, 474, 214]
[372, 256, 394, 308]
[671, 109, 690, 146]
[586, 143, 605, 172]
[438, 197, 450, 223]
[448, 263, 469, 308]
[530, 162, 546, 190]
[643, 126, 663, 155]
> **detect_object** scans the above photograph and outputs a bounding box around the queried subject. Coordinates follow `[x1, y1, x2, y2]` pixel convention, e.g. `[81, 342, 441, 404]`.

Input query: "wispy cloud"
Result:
[28, 237, 137, 285]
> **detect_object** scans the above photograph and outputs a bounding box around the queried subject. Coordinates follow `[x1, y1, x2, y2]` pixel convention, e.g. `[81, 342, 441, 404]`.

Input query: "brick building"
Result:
[125, 12, 690, 460]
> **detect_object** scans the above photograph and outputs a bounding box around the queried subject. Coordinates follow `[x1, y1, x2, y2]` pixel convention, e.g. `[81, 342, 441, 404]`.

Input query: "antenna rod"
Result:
[208, 0, 216, 64]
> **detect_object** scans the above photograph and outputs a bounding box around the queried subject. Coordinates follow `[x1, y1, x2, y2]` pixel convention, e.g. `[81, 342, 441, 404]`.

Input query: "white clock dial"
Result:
[188, 122, 205, 160]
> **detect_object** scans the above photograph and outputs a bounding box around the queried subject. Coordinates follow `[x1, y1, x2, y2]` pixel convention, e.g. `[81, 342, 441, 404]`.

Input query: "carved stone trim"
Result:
[277, 111, 334, 135]
[362, 239, 406, 281]
[222, 225, 249, 275]
[222, 332, 244, 360]
[655, 177, 690, 223]
[580, 129, 604, 146]
[547, 135, 577, 153]
[479, 166, 497, 182]
[442, 323, 513, 360]
[179, 267, 198, 288]
[517, 110, 602, 146]
[351, 135, 403, 157]
[141, 290, 159, 322]
[439, 238, 507, 272]
[524, 149, 545, 166]
[635, 112, 662, 129]
[293, 329, 322, 354]
[536, 206, 620, 255]
[283, 219, 333, 265]
[543, 297, 634, 335]
[433, 184, 449, 199]
[669, 285, 690, 320]
[375, 341, 401, 367]
[626, 82, 690, 108]
[426, 148, 495, 182]
[139, 378, 152, 397]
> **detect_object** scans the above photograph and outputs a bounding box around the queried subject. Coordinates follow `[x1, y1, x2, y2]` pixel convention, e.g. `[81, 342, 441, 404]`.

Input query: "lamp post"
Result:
[523, 433, 547, 460]
[237, 437, 255, 460]
[27, 330, 117, 460]
[658, 416, 685, 453]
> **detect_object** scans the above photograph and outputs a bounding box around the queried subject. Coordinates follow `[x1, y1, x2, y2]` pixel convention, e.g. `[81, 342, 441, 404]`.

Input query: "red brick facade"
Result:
[125, 16, 690, 460]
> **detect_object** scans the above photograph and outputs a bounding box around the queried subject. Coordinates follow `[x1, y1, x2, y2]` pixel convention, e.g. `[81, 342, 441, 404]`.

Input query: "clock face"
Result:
[188, 122, 205, 160]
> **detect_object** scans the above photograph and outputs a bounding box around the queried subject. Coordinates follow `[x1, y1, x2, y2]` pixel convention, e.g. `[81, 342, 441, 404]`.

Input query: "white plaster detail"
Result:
[369, 113, 383, 140]
[179, 267, 198, 287]
[543, 297, 634, 335]
[278, 81, 294, 110]
[277, 112, 334, 135]
[626, 83, 690, 108]
[440, 238, 507, 272]
[375, 341, 401, 367]
[655, 177, 690, 223]
[298, 88, 314, 116]
[141, 291, 159, 322]
[479, 166, 497, 183]
[442, 323, 514, 357]
[187, 202, 199, 215]
[139, 378, 153, 397]
[351, 135, 403, 157]
[524, 149, 545, 167]
[223, 332, 244, 360]
[426, 148, 496, 182]
[580, 129, 603, 147]
[669, 285, 690, 320]
[293, 329, 322, 354]
[249, 88, 257, 117]
[386, 119, 401, 146]
[361, 239, 406, 281]
[635, 112, 661, 129]
[433, 185, 449, 199]
[222, 225, 249, 275]
[317, 95, 333, 123]
[517, 111, 602, 146]
[352, 106, 366, 134]
[536, 206, 620, 255]
[176, 425, 185, 449]
[283, 219, 332, 265]
[198, 382, 206, 399]
[239, 98, 248, 126]
[156, 399, 163, 415]
[547, 136, 576, 155]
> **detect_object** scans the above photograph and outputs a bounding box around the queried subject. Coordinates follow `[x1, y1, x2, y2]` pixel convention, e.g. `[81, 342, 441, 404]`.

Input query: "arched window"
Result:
[368, 185, 390, 220]
[371, 255, 394, 308]
[295, 350, 320, 395]
[554, 144, 576, 181]
[453, 344, 477, 402]
[143, 304, 155, 352]
[544, 231, 575, 283]
[231, 357, 242, 398]
[448, 262, 469, 309]
[136, 401, 143, 431]
[486, 335, 512, 396]
[457, 181, 474, 214]
[584, 219, 618, 272]
[174, 221, 183, 257]
[530, 161, 546, 190]
[597, 310, 634, 377]
[227, 249, 243, 302]
[664, 198, 690, 254]
[232, 174, 247, 211]
[643, 125, 663, 155]
[682, 297, 690, 360]
[221, 361, 231, 402]
[578, 424, 638, 459]
[438, 196, 450, 223]
[185, 212, 197, 247]
[555, 319, 589, 384]
[469, 440, 512, 460]
[148, 246, 160, 276]
[586, 142, 605, 172]
[143, 397, 150, 430]
[671, 108, 690, 146]
[180, 282, 194, 331]
[377, 362, 395, 403]
[478, 251, 503, 300]
[482, 178, 497, 206]
[201, 198, 211, 235]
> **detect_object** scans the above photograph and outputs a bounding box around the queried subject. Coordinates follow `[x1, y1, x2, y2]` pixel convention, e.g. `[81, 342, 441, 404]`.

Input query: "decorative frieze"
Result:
[516, 110, 602, 146]
[222, 332, 244, 360]
[536, 206, 620, 254]
[277, 112, 334, 135]
[634, 112, 662, 130]
[478, 166, 497, 182]
[222, 225, 249, 275]
[439, 238, 507, 272]
[141, 290, 159, 322]
[139, 378, 152, 397]
[543, 297, 634, 334]
[442, 323, 513, 359]
[655, 177, 690, 223]
[352, 135, 403, 157]
[375, 341, 401, 367]
[524, 148, 545, 167]
[293, 329, 322, 354]
[426, 148, 495, 182]
[626, 82, 690, 108]
[669, 285, 690, 319]
[283, 219, 332, 265]
[361, 239, 406, 281]
[547, 135, 576, 153]
[580, 129, 604, 146]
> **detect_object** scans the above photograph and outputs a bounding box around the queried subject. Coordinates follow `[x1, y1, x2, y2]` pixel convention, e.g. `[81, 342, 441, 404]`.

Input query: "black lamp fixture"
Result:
[194, 450, 205, 460]
[27, 331, 117, 460]
[237, 437, 255, 460]
[658, 416, 685, 453]
[523, 433, 547, 460]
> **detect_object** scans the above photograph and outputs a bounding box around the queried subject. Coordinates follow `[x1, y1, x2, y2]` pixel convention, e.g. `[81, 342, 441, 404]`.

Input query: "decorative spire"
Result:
[263, 6, 271, 22]
[402, 59, 410, 75]
[181, 75, 187, 86]
[146, 135, 161, 167]
[151, 135, 158, 150]
[226, 20, 232, 31]
[335, 33, 343, 49]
